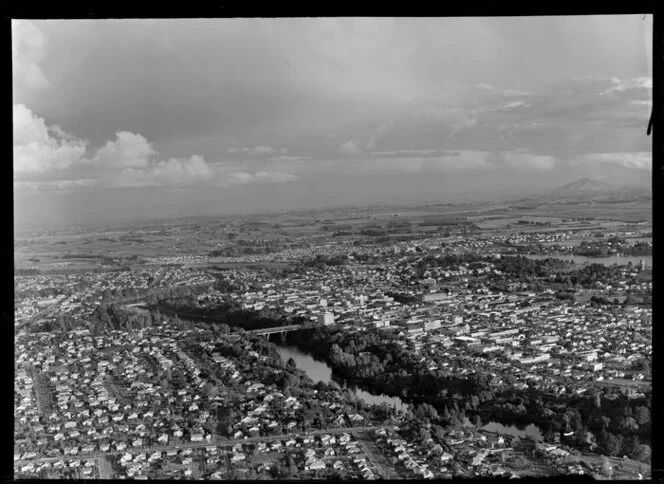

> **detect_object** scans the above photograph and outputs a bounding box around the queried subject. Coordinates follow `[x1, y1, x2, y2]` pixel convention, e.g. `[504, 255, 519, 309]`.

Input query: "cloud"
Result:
[340, 151, 494, 176]
[14, 178, 99, 191]
[503, 89, 533, 97]
[488, 151, 557, 170]
[503, 153, 557, 170]
[338, 140, 362, 154]
[13, 104, 88, 173]
[12, 21, 50, 90]
[93, 131, 157, 169]
[365, 120, 395, 151]
[502, 101, 529, 109]
[264, 150, 494, 178]
[14, 104, 215, 189]
[423, 151, 494, 172]
[581, 152, 651, 170]
[603, 76, 652, 94]
[113, 155, 213, 188]
[226, 171, 298, 185]
[367, 149, 452, 158]
[228, 145, 287, 155]
[268, 155, 313, 162]
[364, 103, 480, 151]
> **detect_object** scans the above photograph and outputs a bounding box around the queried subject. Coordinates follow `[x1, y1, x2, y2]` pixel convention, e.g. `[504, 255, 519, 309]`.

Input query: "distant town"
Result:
[14, 192, 652, 480]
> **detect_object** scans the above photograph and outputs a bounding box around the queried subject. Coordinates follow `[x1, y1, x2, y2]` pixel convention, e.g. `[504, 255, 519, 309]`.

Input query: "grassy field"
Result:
[577, 453, 649, 479]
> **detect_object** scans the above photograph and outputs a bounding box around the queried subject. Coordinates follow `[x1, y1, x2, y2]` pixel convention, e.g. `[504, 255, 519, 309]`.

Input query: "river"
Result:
[516, 254, 652, 267]
[274, 345, 409, 413]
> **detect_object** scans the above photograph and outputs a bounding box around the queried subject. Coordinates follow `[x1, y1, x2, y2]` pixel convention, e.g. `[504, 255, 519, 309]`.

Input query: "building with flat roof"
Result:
[421, 292, 447, 303]
[318, 312, 335, 326]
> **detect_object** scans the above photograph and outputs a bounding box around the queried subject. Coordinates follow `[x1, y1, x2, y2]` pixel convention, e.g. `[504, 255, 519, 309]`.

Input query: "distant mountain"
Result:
[549, 178, 615, 197]
[547, 178, 650, 202]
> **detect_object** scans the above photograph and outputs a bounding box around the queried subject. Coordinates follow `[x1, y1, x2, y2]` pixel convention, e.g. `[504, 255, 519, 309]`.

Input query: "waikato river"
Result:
[274, 345, 409, 412]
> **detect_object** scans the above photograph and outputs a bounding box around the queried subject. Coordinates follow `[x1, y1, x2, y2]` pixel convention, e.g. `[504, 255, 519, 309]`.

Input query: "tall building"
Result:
[318, 312, 335, 326]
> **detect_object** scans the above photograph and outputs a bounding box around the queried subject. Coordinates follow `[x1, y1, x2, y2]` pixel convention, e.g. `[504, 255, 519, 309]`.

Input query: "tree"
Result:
[415, 403, 439, 420]
[598, 416, 611, 429]
[623, 294, 638, 307]
[634, 444, 651, 464]
[598, 429, 622, 457]
[620, 416, 639, 432]
[433, 425, 446, 443]
[621, 435, 640, 460]
[431, 444, 443, 456]
[600, 455, 613, 479]
[418, 428, 432, 445]
[442, 406, 451, 421]
[634, 406, 650, 427]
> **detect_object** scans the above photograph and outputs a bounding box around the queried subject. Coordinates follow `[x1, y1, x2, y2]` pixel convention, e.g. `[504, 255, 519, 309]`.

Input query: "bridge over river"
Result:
[245, 324, 302, 337]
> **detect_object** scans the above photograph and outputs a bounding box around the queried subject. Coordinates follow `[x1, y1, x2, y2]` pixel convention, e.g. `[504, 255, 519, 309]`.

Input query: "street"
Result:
[15, 423, 389, 466]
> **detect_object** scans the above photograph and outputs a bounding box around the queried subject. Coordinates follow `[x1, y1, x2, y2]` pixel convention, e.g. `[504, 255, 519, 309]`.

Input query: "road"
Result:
[96, 456, 113, 479]
[15, 424, 389, 466]
[355, 432, 398, 479]
[31, 370, 53, 417]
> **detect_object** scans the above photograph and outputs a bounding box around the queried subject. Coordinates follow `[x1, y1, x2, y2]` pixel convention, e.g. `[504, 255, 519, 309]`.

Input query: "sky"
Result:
[13, 16, 653, 227]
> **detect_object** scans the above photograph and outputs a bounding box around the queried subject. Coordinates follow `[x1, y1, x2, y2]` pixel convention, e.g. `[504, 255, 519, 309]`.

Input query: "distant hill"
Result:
[550, 178, 615, 198]
[547, 178, 651, 202]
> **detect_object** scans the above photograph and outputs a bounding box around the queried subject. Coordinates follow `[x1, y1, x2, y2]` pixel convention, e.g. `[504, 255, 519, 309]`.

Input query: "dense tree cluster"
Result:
[571, 264, 625, 287]
[493, 255, 568, 278]
[384, 291, 419, 305]
[350, 252, 386, 265]
[213, 276, 241, 293]
[149, 296, 304, 332]
[101, 286, 143, 302]
[554, 290, 577, 302]
[421, 253, 486, 270]
[573, 238, 651, 257]
[301, 254, 349, 269]
[32, 314, 82, 332]
[359, 228, 387, 237]
[89, 303, 192, 332]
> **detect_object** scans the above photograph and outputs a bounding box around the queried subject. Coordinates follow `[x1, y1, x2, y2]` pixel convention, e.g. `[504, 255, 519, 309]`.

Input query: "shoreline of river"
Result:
[274, 344, 410, 413]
